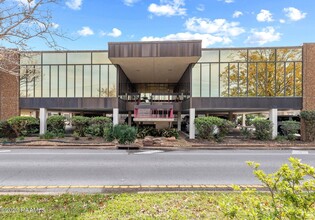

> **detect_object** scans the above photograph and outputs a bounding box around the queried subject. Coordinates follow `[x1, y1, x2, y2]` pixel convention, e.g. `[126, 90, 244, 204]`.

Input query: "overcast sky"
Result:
[27, 0, 314, 50]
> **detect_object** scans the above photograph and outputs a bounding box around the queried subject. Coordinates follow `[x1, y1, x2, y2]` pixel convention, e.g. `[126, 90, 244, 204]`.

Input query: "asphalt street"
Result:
[0, 149, 314, 187]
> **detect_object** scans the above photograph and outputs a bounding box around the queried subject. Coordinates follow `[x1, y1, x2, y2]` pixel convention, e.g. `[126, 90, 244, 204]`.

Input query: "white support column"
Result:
[269, 108, 278, 139]
[189, 108, 196, 139]
[113, 108, 119, 125]
[39, 108, 47, 135]
[128, 111, 132, 126]
[177, 112, 182, 131]
[242, 113, 246, 126]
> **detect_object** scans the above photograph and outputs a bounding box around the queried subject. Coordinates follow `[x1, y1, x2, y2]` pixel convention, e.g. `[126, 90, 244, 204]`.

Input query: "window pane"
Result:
[277, 48, 302, 61]
[84, 65, 92, 97]
[20, 66, 27, 97]
[192, 64, 201, 97]
[199, 50, 219, 62]
[295, 62, 302, 96]
[201, 64, 210, 97]
[108, 65, 117, 97]
[248, 63, 257, 96]
[257, 63, 267, 96]
[100, 65, 108, 97]
[229, 63, 239, 97]
[210, 64, 219, 97]
[42, 66, 50, 97]
[67, 65, 75, 97]
[220, 50, 246, 62]
[92, 52, 111, 64]
[59, 66, 66, 97]
[220, 63, 228, 97]
[248, 49, 275, 62]
[26, 66, 36, 97]
[92, 65, 100, 97]
[50, 66, 58, 97]
[239, 63, 247, 96]
[276, 62, 285, 96]
[43, 53, 66, 64]
[75, 65, 83, 97]
[34, 66, 42, 97]
[266, 63, 276, 96]
[285, 62, 295, 96]
[68, 52, 91, 64]
[20, 53, 41, 65]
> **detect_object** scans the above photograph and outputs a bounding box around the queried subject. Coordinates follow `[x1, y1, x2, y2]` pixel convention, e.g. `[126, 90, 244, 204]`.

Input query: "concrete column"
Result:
[269, 108, 278, 139]
[177, 112, 182, 131]
[242, 113, 246, 126]
[113, 108, 119, 125]
[189, 108, 195, 139]
[39, 108, 47, 135]
[128, 111, 132, 126]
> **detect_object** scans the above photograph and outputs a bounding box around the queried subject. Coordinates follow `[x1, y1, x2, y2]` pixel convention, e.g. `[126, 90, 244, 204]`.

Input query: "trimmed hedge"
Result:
[47, 115, 66, 134]
[0, 121, 17, 140]
[104, 124, 137, 144]
[137, 127, 179, 139]
[85, 117, 112, 137]
[280, 121, 300, 141]
[252, 118, 272, 140]
[195, 116, 233, 141]
[71, 116, 90, 137]
[7, 116, 39, 137]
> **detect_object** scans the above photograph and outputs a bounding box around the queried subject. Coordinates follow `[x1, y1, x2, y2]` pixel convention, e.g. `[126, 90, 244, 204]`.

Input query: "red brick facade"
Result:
[0, 51, 20, 121]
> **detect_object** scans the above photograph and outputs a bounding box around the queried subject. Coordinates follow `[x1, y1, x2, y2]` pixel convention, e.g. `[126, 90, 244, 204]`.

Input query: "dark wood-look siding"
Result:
[20, 98, 119, 111]
[190, 97, 302, 111]
[108, 41, 202, 58]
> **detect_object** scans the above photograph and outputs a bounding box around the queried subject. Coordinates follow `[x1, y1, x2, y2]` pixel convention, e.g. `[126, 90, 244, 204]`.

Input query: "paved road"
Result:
[0, 149, 314, 186]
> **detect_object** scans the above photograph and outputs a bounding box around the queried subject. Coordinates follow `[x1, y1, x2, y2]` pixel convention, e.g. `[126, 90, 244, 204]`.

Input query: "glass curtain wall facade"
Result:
[192, 47, 302, 97]
[20, 51, 117, 98]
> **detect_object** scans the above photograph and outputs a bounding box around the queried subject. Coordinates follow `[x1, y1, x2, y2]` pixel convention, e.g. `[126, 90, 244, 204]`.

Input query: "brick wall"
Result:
[0, 51, 20, 121]
[301, 43, 315, 141]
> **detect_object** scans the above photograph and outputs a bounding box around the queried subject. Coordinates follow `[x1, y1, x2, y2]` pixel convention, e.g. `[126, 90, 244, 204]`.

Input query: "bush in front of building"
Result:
[7, 116, 39, 137]
[104, 124, 137, 144]
[280, 121, 300, 141]
[300, 110, 315, 142]
[252, 118, 273, 140]
[137, 127, 179, 139]
[71, 116, 90, 137]
[47, 115, 66, 135]
[0, 121, 17, 140]
[195, 116, 233, 141]
[85, 117, 112, 137]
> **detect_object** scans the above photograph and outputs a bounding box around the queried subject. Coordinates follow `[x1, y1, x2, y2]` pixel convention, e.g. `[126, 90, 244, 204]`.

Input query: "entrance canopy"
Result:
[108, 40, 201, 83]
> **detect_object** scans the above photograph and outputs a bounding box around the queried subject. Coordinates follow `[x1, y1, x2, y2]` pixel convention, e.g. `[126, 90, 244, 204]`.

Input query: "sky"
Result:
[26, 0, 315, 50]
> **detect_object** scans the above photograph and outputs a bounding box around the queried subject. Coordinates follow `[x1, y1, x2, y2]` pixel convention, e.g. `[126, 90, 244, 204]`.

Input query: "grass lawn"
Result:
[0, 192, 269, 220]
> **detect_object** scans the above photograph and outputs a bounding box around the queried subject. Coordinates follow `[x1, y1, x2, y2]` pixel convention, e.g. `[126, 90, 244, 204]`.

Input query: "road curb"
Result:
[0, 184, 267, 194]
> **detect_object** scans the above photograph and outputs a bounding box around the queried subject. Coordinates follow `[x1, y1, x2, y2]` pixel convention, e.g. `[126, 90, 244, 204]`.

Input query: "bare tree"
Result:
[0, 0, 67, 76]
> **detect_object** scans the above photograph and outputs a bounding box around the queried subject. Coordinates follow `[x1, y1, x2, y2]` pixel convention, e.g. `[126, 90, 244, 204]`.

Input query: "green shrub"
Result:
[86, 117, 112, 137]
[219, 157, 315, 219]
[103, 124, 115, 142]
[7, 116, 39, 137]
[195, 116, 233, 141]
[47, 115, 66, 134]
[160, 128, 179, 139]
[39, 131, 55, 139]
[301, 110, 315, 141]
[105, 124, 137, 144]
[252, 118, 272, 140]
[71, 116, 90, 137]
[280, 120, 300, 141]
[240, 127, 253, 140]
[0, 121, 17, 140]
